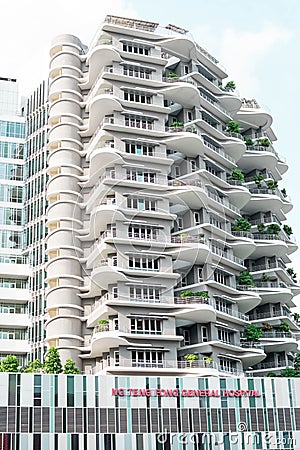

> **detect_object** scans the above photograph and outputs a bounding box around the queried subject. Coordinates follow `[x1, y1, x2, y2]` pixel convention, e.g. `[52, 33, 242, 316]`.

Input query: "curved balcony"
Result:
[168, 236, 210, 269]
[81, 44, 122, 89]
[160, 78, 200, 108]
[95, 357, 220, 376]
[89, 326, 129, 357]
[238, 147, 285, 174]
[229, 231, 256, 260]
[235, 103, 273, 130]
[249, 234, 289, 258]
[172, 296, 216, 324]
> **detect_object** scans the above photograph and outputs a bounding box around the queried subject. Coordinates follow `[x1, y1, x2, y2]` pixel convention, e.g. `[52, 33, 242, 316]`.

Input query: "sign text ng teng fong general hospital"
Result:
[111, 388, 261, 397]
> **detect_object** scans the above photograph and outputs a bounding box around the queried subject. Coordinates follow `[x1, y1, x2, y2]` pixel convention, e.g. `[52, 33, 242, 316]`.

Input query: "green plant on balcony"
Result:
[278, 322, 290, 333]
[232, 217, 252, 232]
[171, 120, 184, 127]
[180, 290, 193, 298]
[184, 354, 199, 361]
[281, 188, 287, 198]
[262, 322, 273, 331]
[257, 223, 266, 234]
[98, 319, 109, 324]
[186, 124, 197, 133]
[280, 367, 296, 377]
[226, 120, 241, 134]
[194, 291, 209, 299]
[180, 290, 209, 299]
[223, 81, 236, 92]
[293, 313, 300, 323]
[258, 137, 270, 147]
[244, 324, 263, 342]
[266, 223, 281, 235]
[283, 224, 293, 236]
[244, 136, 254, 146]
[266, 180, 278, 191]
[266, 372, 277, 377]
[252, 174, 264, 188]
[287, 268, 297, 281]
[167, 72, 179, 79]
[237, 271, 254, 286]
[261, 273, 271, 282]
[204, 356, 213, 367]
[229, 169, 244, 181]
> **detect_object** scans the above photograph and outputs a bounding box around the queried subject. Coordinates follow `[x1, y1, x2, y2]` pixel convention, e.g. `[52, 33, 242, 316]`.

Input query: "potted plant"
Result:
[244, 137, 254, 146]
[258, 137, 270, 147]
[228, 169, 244, 182]
[252, 174, 264, 189]
[257, 223, 266, 234]
[293, 313, 300, 323]
[287, 268, 297, 281]
[267, 223, 281, 235]
[171, 121, 184, 127]
[226, 120, 241, 134]
[180, 290, 194, 298]
[204, 356, 213, 367]
[278, 322, 290, 333]
[184, 354, 199, 361]
[223, 81, 236, 92]
[244, 324, 263, 342]
[98, 319, 109, 324]
[237, 271, 255, 286]
[186, 124, 197, 133]
[261, 273, 271, 282]
[232, 217, 251, 232]
[266, 180, 278, 191]
[281, 188, 287, 198]
[167, 72, 179, 79]
[283, 225, 293, 236]
[262, 322, 273, 331]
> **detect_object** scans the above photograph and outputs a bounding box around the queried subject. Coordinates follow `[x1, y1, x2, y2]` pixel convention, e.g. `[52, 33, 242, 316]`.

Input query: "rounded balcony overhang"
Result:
[90, 331, 128, 357]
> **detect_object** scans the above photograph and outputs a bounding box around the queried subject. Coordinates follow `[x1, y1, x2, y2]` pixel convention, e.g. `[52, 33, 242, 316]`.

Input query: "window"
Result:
[190, 159, 197, 172]
[184, 65, 189, 75]
[197, 267, 203, 282]
[217, 328, 232, 344]
[194, 212, 201, 226]
[214, 269, 231, 286]
[129, 286, 160, 302]
[124, 91, 152, 104]
[201, 326, 208, 342]
[210, 214, 225, 230]
[177, 217, 183, 230]
[215, 297, 232, 315]
[219, 357, 236, 373]
[123, 65, 152, 79]
[132, 350, 163, 367]
[125, 142, 154, 156]
[130, 317, 162, 334]
[183, 329, 190, 345]
[128, 226, 157, 240]
[126, 170, 156, 183]
[174, 166, 180, 177]
[187, 111, 193, 121]
[124, 115, 154, 130]
[114, 351, 120, 366]
[127, 197, 156, 211]
[129, 256, 159, 271]
[122, 43, 149, 55]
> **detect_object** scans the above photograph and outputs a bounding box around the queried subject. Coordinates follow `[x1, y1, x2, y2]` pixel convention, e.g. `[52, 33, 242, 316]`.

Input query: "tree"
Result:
[0, 355, 19, 372]
[252, 174, 264, 188]
[278, 322, 290, 333]
[43, 347, 63, 374]
[244, 137, 254, 146]
[258, 137, 270, 147]
[23, 359, 43, 373]
[257, 223, 266, 234]
[63, 358, 80, 374]
[244, 324, 263, 342]
[283, 224, 293, 236]
[267, 223, 281, 235]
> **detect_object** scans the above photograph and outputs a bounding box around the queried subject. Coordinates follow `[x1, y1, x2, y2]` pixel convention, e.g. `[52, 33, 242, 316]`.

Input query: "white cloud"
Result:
[193, 23, 292, 97]
[1, 0, 138, 95]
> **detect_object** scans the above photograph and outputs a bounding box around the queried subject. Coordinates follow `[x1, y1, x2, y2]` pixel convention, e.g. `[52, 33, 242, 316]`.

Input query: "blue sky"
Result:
[2, 0, 300, 284]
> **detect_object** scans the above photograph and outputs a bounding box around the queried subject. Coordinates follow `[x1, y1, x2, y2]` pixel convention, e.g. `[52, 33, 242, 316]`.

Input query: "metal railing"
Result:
[210, 245, 243, 265]
[171, 235, 205, 244]
[231, 230, 254, 238]
[248, 309, 292, 321]
[239, 342, 264, 349]
[207, 191, 239, 213]
[250, 260, 286, 272]
[253, 233, 281, 240]
[261, 331, 295, 339]
[252, 360, 289, 370]
[174, 296, 210, 305]
[223, 131, 244, 140]
[202, 139, 235, 163]
[215, 304, 249, 321]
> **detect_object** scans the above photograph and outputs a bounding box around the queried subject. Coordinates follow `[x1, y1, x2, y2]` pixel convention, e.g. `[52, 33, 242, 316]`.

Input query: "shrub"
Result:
[237, 271, 254, 286]
[224, 81, 236, 92]
[226, 120, 241, 134]
[229, 169, 244, 181]
[43, 347, 63, 374]
[244, 137, 254, 146]
[184, 354, 199, 361]
[283, 224, 293, 236]
[232, 217, 251, 232]
[244, 324, 263, 342]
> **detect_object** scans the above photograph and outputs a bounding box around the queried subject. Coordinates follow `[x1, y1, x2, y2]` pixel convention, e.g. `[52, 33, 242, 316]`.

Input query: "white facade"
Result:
[45, 15, 300, 377]
[0, 77, 30, 366]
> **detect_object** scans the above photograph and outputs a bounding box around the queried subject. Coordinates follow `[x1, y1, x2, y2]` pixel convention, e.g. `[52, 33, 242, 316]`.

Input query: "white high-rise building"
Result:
[0, 77, 30, 367]
[38, 15, 300, 377]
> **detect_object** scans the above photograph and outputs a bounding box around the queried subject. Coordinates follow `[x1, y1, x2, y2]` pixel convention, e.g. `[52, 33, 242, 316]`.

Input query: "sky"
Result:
[2, 0, 300, 298]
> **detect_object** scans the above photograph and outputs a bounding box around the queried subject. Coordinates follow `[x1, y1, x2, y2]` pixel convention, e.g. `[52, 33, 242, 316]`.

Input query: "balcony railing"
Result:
[210, 245, 243, 265]
[231, 230, 254, 239]
[249, 215, 281, 226]
[253, 233, 281, 240]
[202, 139, 235, 163]
[223, 131, 243, 140]
[239, 342, 264, 349]
[248, 309, 292, 321]
[251, 360, 290, 370]
[207, 191, 239, 213]
[199, 91, 230, 115]
[171, 235, 205, 244]
[174, 296, 210, 305]
[250, 260, 286, 272]
[215, 304, 249, 321]
[261, 331, 294, 339]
